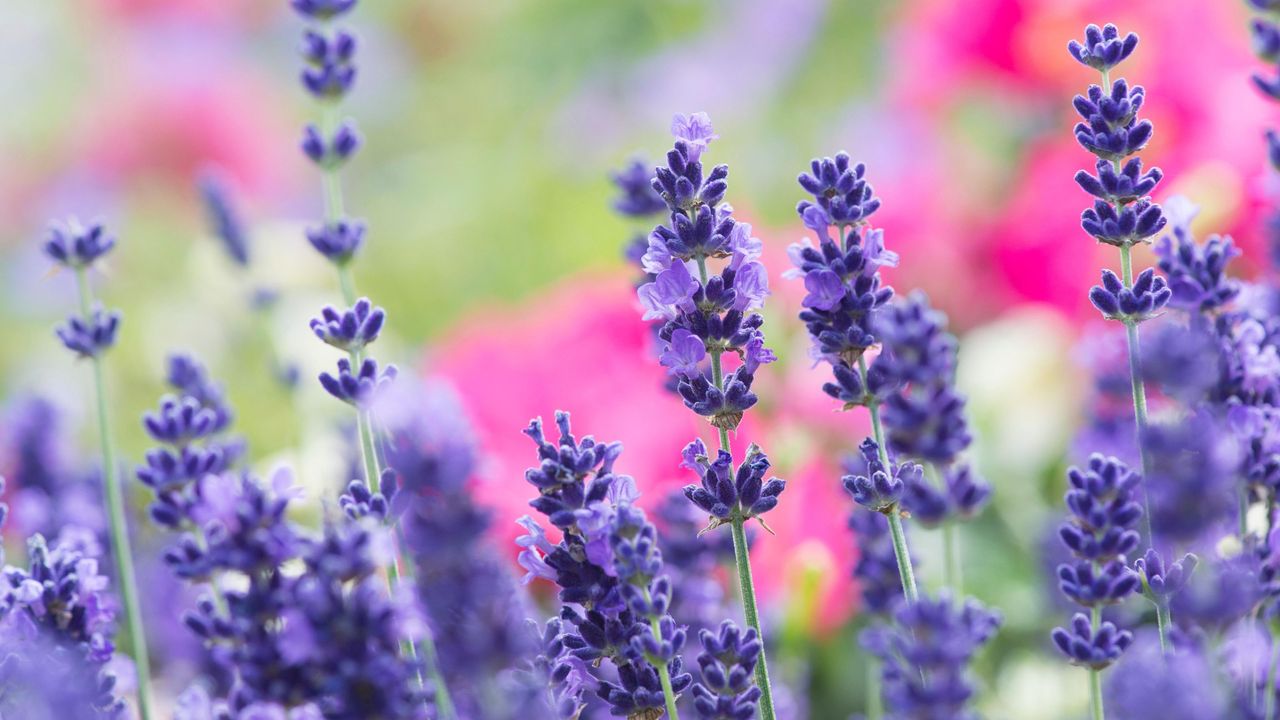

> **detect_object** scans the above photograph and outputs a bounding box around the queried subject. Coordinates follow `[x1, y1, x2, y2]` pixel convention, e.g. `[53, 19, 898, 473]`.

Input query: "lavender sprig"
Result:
[1069, 24, 1165, 541]
[1069, 23, 1175, 670]
[861, 592, 1001, 720]
[788, 154, 920, 605]
[1051, 454, 1143, 718]
[42, 219, 154, 720]
[636, 112, 783, 718]
[289, 0, 451, 711]
[518, 412, 693, 718]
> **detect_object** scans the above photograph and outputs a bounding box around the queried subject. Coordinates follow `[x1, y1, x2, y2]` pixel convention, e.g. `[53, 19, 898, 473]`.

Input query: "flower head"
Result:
[1068, 23, 1139, 72]
[42, 220, 116, 269]
[310, 297, 386, 352]
[54, 306, 121, 358]
[318, 357, 397, 408]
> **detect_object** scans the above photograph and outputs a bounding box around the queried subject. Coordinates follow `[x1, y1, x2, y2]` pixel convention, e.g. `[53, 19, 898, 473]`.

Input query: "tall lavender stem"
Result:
[292, 1, 453, 714]
[639, 113, 786, 719]
[694, 253, 779, 719]
[72, 265, 155, 720]
[1070, 23, 1173, 654]
[860, 354, 918, 603]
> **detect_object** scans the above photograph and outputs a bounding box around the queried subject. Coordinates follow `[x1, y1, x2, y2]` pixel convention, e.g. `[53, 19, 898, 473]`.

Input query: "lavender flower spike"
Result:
[634, 114, 782, 718]
[42, 218, 155, 718]
[1070, 22, 1175, 662]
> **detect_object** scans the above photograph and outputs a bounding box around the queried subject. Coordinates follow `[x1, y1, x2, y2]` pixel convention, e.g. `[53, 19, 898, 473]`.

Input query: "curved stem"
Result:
[860, 355, 919, 603]
[942, 521, 962, 599]
[867, 657, 883, 720]
[74, 269, 154, 720]
[1155, 600, 1172, 655]
[695, 256, 777, 720]
[1118, 246, 1155, 547]
[1089, 667, 1105, 720]
[730, 515, 775, 720]
[1265, 630, 1279, 720]
[1089, 600, 1105, 720]
[356, 407, 455, 720]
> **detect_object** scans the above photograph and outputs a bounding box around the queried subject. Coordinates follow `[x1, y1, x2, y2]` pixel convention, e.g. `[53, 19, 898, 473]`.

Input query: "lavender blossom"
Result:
[43, 220, 116, 269]
[0, 531, 126, 718]
[310, 297, 386, 352]
[861, 593, 1000, 719]
[520, 412, 692, 719]
[387, 385, 536, 719]
[638, 113, 778, 433]
[1105, 635, 1229, 720]
[198, 171, 250, 266]
[1051, 455, 1141, 669]
[317, 357, 398, 408]
[690, 621, 762, 719]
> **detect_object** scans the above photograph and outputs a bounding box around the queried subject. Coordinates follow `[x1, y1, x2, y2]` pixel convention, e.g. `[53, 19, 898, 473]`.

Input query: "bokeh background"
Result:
[0, 0, 1275, 716]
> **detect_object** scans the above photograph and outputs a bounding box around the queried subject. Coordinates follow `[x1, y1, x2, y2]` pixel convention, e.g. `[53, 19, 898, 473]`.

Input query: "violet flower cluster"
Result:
[45, 221, 121, 359]
[0, 490, 127, 719]
[517, 412, 692, 718]
[638, 113, 777, 434]
[1070, 25, 1170, 325]
[876, 294, 990, 528]
[1051, 455, 1140, 669]
[861, 593, 1001, 720]
[386, 386, 537, 719]
[295, 0, 365, 266]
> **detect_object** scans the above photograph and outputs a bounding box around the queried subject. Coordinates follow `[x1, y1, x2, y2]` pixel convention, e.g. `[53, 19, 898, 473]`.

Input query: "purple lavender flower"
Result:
[682, 444, 786, 528]
[310, 297, 385, 352]
[848, 510, 912, 615]
[1052, 454, 1142, 668]
[861, 593, 1001, 719]
[301, 121, 361, 169]
[842, 439, 916, 515]
[197, 171, 249, 266]
[1052, 613, 1134, 670]
[1088, 268, 1171, 322]
[1143, 413, 1238, 544]
[1153, 205, 1242, 313]
[1134, 548, 1198, 601]
[291, 0, 356, 19]
[55, 305, 121, 358]
[306, 220, 366, 265]
[136, 354, 244, 534]
[690, 621, 762, 719]
[42, 220, 116, 269]
[299, 29, 357, 99]
[0, 532, 126, 718]
[1105, 634, 1228, 720]
[520, 412, 691, 719]
[612, 157, 667, 218]
[318, 357, 397, 408]
[1067, 23, 1139, 72]
[637, 113, 778, 432]
[384, 385, 536, 719]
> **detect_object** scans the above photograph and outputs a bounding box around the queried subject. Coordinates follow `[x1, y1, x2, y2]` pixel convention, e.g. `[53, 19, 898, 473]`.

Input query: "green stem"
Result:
[867, 657, 883, 720]
[700, 250, 777, 720]
[860, 355, 919, 603]
[320, 102, 346, 223]
[942, 521, 962, 599]
[730, 515, 776, 720]
[1118, 245, 1155, 547]
[1089, 601, 1105, 720]
[1265, 630, 1279, 720]
[1090, 668, 1105, 720]
[356, 408, 455, 720]
[74, 269, 154, 720]
[1155, 600, 1172, 655]
[1241, 484, 1252, 540]
[642, 590, 681, 720]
